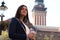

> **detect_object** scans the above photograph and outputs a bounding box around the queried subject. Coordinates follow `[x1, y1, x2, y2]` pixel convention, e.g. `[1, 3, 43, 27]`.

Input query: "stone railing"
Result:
[35, 30, 60, 40]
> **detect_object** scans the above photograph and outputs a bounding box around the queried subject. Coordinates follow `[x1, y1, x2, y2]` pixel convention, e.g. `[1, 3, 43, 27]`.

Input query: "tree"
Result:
[1, 21, 9, 31]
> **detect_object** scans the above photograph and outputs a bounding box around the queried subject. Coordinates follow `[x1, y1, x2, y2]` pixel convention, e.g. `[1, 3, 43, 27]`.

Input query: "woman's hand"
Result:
[28, 32, 35, 40]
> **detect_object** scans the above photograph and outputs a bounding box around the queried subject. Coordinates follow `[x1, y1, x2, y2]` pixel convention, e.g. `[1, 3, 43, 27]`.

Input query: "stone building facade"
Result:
[35, 26, 60, 40]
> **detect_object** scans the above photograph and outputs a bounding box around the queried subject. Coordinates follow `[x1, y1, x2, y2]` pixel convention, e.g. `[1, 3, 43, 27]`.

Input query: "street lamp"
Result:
[0, 1, 8, 35]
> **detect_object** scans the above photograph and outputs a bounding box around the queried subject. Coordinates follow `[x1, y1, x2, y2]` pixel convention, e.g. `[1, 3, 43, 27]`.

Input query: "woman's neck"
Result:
[19, 16, 24, 22]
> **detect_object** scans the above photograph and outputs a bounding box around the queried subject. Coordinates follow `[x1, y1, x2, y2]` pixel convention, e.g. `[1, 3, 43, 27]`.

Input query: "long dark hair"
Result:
[15, 5, 29, 23]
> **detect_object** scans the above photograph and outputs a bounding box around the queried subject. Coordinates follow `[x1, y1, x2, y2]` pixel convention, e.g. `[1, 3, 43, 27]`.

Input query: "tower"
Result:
[32, 0, 47, 26]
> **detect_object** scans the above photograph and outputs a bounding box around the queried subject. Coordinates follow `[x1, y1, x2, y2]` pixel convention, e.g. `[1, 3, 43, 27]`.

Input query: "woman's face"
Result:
[20, 6, 28, 17]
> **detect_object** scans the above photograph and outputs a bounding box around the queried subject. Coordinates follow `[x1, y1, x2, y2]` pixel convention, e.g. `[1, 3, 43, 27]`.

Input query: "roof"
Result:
[34, 25, 60, 32]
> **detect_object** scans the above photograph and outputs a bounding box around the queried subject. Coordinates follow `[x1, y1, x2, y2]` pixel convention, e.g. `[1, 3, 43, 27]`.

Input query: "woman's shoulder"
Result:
[11, 17, 17, 21]
[10, 17, 18, 23]
[11, 17, 16, 20]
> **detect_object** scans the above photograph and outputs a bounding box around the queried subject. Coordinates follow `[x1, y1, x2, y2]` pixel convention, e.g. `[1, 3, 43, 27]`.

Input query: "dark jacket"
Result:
[8, 18, 27, 40]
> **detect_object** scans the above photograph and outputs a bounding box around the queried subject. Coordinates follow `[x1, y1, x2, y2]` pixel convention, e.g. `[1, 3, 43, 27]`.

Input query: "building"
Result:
[32, 0, 60, 40]
[35, 26, 60, 40]
[32, 0, 47, 26]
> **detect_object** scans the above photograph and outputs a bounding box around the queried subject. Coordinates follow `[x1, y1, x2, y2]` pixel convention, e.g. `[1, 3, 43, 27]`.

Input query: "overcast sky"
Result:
[0, 0, 60, 27]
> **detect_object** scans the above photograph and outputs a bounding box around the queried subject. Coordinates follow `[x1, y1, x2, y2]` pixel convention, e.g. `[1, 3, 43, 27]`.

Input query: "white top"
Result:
[22, 22, 36, 36]
[22, 22, 30, 35]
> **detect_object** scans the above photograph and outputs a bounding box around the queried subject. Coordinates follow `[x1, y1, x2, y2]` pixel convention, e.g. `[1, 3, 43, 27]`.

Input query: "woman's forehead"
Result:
[22, 6, 27, 9]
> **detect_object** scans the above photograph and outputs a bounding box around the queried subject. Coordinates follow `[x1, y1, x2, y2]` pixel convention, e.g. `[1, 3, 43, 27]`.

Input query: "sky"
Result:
[0, 0, 60, 27]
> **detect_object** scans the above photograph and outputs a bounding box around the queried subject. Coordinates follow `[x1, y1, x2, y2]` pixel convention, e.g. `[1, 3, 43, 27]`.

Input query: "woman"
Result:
[8, 5, 36, 40]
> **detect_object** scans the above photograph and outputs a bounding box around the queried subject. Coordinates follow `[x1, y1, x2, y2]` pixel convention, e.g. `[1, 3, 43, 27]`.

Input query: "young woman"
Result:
[8, 5, 36, 40]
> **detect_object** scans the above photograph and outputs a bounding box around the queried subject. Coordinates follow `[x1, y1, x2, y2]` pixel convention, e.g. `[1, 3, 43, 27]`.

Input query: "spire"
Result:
[32, 0, 47, 11]
[35, 0, 44, 5]
[35, 0, 44, 3]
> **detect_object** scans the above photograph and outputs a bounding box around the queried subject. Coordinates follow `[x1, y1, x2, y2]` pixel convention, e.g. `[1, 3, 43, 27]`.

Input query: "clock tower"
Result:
[32, 0, 47, 26]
